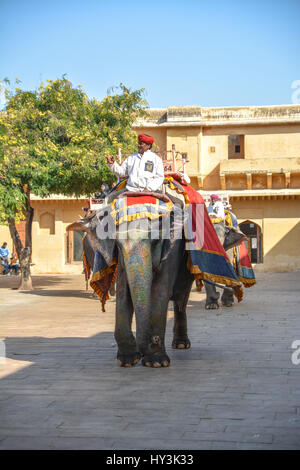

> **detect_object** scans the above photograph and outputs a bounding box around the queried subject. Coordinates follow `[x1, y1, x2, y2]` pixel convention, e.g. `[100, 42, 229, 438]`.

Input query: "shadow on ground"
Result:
[21, 289, 102, 299]
[0, 274, 99, 300]
[0, 275, 76, 290]
[1, 272, 300, 449]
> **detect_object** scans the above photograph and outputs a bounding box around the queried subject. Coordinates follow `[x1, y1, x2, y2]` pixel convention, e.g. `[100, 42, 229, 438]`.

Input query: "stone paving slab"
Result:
[0, 272, 300, 450]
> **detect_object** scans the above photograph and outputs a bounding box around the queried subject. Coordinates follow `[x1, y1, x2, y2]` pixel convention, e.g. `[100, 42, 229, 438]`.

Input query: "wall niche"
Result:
[40, 212, 55, 235]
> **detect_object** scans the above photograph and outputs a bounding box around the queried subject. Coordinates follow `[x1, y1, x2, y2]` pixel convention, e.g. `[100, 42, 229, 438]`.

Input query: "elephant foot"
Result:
[205, 301, 219, 310]
[142, 353, 170, 368]
[109, 284, 116, 296]
[221, 301, 233, 307]
[221, 290, 234, 307]
[117, 352, 141, 367]
[172, 338, 191, 349]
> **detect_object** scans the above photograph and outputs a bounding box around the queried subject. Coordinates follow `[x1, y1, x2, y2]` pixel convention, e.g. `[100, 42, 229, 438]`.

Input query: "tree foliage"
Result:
[0, 77, 147, 287]
[0, 77, 147, 219]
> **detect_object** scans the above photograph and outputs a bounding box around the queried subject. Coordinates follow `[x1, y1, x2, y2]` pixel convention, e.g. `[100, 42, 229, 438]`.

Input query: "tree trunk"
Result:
[18, 246, 33, 290]
[8, 188, 34, 290]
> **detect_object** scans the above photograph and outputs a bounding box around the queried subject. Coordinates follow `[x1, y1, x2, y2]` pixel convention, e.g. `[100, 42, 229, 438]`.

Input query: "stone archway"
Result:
[65, 230, 84, 264]
[239, 220, 263, 264]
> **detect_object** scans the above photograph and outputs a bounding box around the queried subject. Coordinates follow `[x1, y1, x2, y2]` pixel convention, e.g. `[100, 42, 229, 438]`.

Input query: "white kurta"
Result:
[207, 201, 225, 220]
[109, 150, 165, 192]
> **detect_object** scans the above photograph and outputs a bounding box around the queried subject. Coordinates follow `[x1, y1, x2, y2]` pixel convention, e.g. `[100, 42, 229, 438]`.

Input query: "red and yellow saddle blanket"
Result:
[235, 241, 256, 288]
[225, 210, 256, 288]
[110, 193, 173, 225]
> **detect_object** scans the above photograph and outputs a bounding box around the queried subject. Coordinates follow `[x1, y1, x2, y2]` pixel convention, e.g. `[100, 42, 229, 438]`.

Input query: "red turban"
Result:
[210, 194, 220, 200]
[138, 133, 154, 145]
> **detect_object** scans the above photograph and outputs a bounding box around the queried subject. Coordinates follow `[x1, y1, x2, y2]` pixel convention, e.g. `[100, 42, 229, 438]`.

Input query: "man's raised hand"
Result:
[106, 155, 115, 165]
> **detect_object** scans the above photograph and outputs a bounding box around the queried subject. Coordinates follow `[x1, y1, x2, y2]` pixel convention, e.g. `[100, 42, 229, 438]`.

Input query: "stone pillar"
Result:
[220, 174, 226, 190]
[267, 172, 272, 189]
[285, 172, 291, 188]
[246, 173, 252, 190]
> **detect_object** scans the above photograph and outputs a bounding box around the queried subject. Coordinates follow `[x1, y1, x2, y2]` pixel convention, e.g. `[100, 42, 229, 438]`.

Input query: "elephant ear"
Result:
[160, 239, 172, 264]
[67, 212, 116, 266]
[151, 239, 172, 272]
[152, 236, 180, 273]
[223, 226, 247, 251]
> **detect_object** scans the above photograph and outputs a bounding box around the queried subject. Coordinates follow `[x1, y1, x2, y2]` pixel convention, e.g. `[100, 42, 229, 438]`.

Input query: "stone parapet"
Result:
[198, 188, 300, 200]
[135, 105, 300, 127]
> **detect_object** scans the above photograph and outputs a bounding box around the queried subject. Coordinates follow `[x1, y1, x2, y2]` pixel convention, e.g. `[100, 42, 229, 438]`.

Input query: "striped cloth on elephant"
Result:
[225, 210, 256, 288]
[110, 193, 173, 226]
[164, 176, 242, 301]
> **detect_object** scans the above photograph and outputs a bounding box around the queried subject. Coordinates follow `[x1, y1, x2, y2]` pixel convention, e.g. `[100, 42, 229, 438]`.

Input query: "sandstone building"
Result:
[134, 105, 300, 273]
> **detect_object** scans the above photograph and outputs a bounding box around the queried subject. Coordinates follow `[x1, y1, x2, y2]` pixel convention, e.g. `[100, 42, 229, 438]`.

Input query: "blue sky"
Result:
[1, 0, 300, 108]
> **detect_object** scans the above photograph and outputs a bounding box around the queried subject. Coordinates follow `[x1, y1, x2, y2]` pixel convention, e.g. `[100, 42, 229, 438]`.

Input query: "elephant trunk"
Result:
[120, 238, 153, 355]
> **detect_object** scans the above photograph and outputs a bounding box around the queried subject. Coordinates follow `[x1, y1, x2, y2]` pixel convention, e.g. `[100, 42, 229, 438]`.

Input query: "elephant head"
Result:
[213, 221, 247, 251]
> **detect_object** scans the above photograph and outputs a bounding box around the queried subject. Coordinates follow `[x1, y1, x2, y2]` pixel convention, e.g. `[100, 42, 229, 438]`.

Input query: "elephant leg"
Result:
[171, 260, 194, 349]
[204, 281, 220, 309]
[172, 296, 192, 350]
[114, 261, 141, 367]
[141, 241, 193, 366]
[109, 281, 116, 296]
[221, 288, 234, 307]
[141, 270, 171, 368]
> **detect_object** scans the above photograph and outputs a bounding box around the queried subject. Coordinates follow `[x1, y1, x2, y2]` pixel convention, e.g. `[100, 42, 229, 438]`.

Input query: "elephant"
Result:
[68, 201, 195, 368]
[204, 217, 247, 310]
[67, 188, 242, 369]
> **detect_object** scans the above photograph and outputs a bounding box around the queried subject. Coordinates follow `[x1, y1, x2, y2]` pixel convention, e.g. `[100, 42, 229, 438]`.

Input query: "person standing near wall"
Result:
[0, 242, 10, 275]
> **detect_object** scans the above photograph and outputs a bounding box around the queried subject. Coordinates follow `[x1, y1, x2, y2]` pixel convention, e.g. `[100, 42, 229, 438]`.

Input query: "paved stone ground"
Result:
[0, 272, 300, 450]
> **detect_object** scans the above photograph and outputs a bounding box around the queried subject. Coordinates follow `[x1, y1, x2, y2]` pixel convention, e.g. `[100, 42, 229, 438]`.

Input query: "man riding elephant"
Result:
[68, 136, 244, 368]
[207, 194, 225, 221]
[107, 133, 165, 193]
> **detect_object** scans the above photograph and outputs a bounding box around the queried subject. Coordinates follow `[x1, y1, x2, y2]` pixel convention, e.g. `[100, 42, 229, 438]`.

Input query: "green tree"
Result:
[0, 77, 147, 289]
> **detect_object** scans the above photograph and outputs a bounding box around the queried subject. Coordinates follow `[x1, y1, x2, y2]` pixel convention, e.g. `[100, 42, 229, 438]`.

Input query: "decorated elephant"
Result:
[67, 176, 242, 368]
[204, 211, 256, 309]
